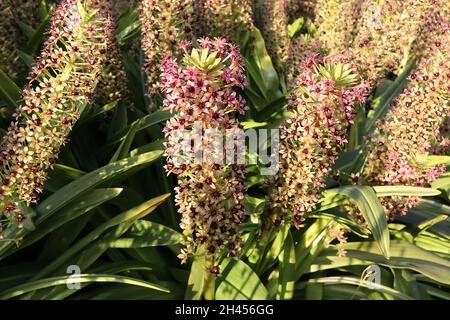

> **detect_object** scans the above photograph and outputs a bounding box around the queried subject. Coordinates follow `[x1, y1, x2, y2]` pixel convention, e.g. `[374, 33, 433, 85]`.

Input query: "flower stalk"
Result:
[269, 53, 371, 228]
[192, 0, 254, 41]
[161, 37, 248, 273]
[140, 0, 194, 98]
[0, 0, 109, 228]
[361, 18, 449, 219]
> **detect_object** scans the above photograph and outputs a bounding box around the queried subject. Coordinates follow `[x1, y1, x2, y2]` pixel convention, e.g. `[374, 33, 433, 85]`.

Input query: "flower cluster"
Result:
[0, 0, 40, 78]
[192, 0, 254, 41]
[161, 37, 248, 273]
[0, 0, 109, 227]
[91, 0, 129, 105]
[352, 0, 448, 80]
[259, 0, 290, 74]
[269, 53, 371, 228]
[286, 0, 317, 23]
[432, 119, 450, 156]
[314, 0, 365, 54]
[140, 0, 194, 98]
[362, 19, 449, 219]
[324, 223, 349, 257]
[286, 35, 324, 87]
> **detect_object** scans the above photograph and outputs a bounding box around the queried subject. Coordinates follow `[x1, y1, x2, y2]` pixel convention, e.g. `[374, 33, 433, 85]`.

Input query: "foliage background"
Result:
[0, 0, 448, 300]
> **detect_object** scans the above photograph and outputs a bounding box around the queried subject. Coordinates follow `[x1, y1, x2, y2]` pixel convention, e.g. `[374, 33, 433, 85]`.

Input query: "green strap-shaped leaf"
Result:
[418, 215, 449, 233]
[311, 240, 450, 285]
[276, 232, 296, 299]
[109, 119, 141, 163]
[365, 59, 416, 135]
[216, 259, 268, 300]
[108, 220, 184, 248]
[185, 246, 206, 300]
[77, 101, 118, 126]
[0, 188, 122, 260]
[0, 274, 169, 300]
[373, 186, 441, 197]
[288, 17, 304, 39]
[0, 68, 20, 112]
[302, 276, 413, 300]
[107, 110, 172, 146]
[37, 150, 163, 222]
[30, 193, 170, 280]
[425, 155, 450, 167]
[330, 186, 390, 259]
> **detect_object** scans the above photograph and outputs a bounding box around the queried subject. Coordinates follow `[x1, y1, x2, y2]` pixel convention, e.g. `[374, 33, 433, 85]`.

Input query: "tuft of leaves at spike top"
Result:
[0, 0, 110, 230]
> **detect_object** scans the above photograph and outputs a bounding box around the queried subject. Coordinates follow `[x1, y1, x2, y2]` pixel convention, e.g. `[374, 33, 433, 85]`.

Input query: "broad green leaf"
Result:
[25, 11, 52, 55]
[41, 261, 158, 300]
[17, 22, 35, 40]
[288, 17, 304, 38]
[110, 119, 141, 163]
[425, 155, 450, 167]
[260, 223, 290, 273]
[373, 186, 441, 197]
[37, 150, 163, 222]
[250, 28, 281, 98]
[311, 240, 450, 285]
[418, 215, 449, 233]
[308, 212, 370, 238]
[243, 56, 268, 100]
[0, 274, 169, 299]
[365, 59, 415, 134]
[317, 190, 349, 211]
[294, 219, 330, 280]
[413, 233, 450, 256]
[244, 196, 266, 215]
[117, 17, 141, 44]
[329, 186, 390, 259]
[392, 269, 430, 300]
[432, 175, 450, 192]
[77, 101, 118, 126]
[0, 188, 122, 260]
[185, 246, 206, 300]
[17, 50, 34, 69]
[216, 259, 268, 300]
[40, 202, 171, 300]
[88, 261, 155, 275]
[30, 193, 170, 280]
[45, 164, 85, 192]
[276, 232, 296, 299]
[301, 276, 413, 300]
[241, 121, 268, 130]
[0, 68, 20, 112]
[130, 139, 165, 157]
[108, 110, 172, 146]
[108, 220, 184, 248]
